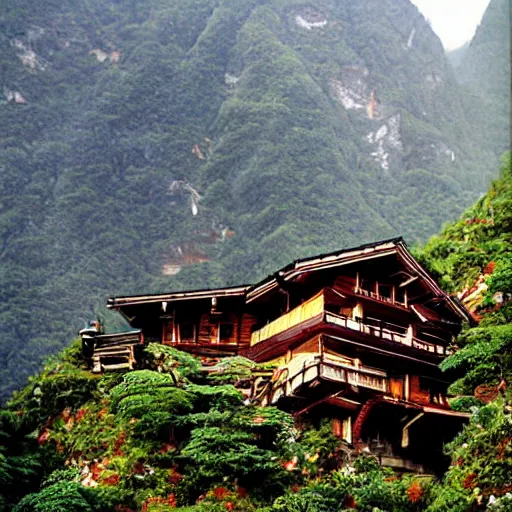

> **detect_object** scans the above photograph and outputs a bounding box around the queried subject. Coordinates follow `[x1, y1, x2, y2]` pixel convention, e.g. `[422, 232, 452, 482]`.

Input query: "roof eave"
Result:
[108, 285, 251, 309]
[246, 239, 402, 303]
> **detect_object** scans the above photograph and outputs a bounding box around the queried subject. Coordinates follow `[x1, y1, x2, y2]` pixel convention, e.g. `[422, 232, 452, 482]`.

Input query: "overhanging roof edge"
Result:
[108, 285, 251, 309]
[246, 238, 404, 302]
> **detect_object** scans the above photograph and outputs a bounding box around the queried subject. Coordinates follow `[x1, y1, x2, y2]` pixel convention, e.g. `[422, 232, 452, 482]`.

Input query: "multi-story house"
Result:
[81, 238, 473, 473]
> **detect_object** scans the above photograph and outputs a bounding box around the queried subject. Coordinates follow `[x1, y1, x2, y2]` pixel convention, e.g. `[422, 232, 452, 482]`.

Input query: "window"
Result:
[379, 284, 392, 300]
[395, 288, 406, 305]
[179, 323, 196, 343]
[360, 279, 372, 292]
[163, 320, 174, 343]
[219, 323, 234, 342]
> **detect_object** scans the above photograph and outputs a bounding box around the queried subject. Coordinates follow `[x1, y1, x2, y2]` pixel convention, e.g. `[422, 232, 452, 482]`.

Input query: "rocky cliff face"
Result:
[0, 0, 503, 400]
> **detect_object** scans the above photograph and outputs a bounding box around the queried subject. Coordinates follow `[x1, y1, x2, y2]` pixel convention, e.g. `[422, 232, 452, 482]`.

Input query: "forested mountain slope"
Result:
[0, 155, 511, 512]
[0, 0, 503, 400]
[453, 0, 510, 160]
[420, 152, 512, 396]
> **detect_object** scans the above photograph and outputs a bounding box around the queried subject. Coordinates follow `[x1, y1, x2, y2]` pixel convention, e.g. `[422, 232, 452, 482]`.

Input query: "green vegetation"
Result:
[0, 0, 505, 402]
[2, 152, 512, 510]
[421, 153, 512, 394]
[2, 341, 511, 511]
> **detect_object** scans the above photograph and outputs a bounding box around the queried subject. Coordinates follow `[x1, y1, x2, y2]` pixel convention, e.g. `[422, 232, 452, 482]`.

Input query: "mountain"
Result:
[451, 0, 510, 160]
[0, 154, 511, 511]
[0, 0, 503, 401]
[420, 152, 512, 395]
[446, 42, 469, 69]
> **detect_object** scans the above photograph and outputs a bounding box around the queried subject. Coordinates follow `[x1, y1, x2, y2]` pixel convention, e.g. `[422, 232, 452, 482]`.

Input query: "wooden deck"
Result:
[248, 289, 445, 360]
[270, 354, 388, 404]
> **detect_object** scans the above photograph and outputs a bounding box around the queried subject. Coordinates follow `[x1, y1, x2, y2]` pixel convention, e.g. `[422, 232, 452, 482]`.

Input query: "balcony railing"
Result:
[250, 292, 325, 346]
[354, 287, 407, 308]
[325, 312, 408, 344]
[270, 354, 388, 403]
[249, 289, 445, 355]
[325, 312, 444, 355]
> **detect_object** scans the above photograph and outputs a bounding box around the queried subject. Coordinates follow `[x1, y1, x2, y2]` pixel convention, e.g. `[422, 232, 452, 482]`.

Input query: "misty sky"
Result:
[411, 0, 491, 50]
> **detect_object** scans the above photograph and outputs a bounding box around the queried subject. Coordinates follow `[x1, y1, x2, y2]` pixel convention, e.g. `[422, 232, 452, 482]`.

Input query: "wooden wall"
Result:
[409, 375, 431, 405]
[239, 313, 258, 345]
[161, 309, 257, 347]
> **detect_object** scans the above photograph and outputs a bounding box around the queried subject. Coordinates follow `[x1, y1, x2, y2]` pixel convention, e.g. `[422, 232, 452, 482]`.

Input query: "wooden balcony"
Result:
[249, 290, 445, 356]
[324, 312, 444, 355]
[250, 292, 325, 346]
[270, 354, 388, 404]
[354, 287, 407, 309]
[80, 330, 143, 373]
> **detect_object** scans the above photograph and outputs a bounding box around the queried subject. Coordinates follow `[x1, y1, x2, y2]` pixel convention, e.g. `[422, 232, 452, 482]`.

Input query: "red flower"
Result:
[76, 409, 87, 422]
[167, 494, 177, 507]
[484, 261, 496, 274]
[463, 473, 478, 490]
[160, 443, 176, 453]
[212, 487, 230, 500]
[167, 468, 183, 484]
[113, 432, 126, 456]
[407, 481, 423, 503]
[103, 473, 120, 486]
[38, 430, 50, 446]
[236, 487, 248, 498]
[90, 462, 102, 480]
[283, 459, 297, 471]
[225, 503, 234, 511]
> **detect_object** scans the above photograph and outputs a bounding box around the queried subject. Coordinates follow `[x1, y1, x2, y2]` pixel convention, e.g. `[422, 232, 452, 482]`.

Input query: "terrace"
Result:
[270, 352, 389, 404]
[249, 289, 446, 356]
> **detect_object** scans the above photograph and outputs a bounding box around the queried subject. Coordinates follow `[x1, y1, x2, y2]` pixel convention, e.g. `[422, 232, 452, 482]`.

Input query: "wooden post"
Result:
[343, 416, 353, 444]
[401, 412, 424, 448]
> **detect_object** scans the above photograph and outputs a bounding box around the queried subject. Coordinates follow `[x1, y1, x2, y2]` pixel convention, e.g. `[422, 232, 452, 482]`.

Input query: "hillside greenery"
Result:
[420, 153, 512, 394]
[0, 0, 505, 402]
[0, 153, 511, 510]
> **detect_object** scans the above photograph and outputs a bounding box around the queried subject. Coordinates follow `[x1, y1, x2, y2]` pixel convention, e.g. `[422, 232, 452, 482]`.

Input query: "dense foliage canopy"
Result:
[0, 0, 508, 401]
[2, 152, 512, 510]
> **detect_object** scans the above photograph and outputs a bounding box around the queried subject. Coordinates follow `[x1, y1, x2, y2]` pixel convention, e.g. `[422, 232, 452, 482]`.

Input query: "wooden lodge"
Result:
[82, 238, 474, 473]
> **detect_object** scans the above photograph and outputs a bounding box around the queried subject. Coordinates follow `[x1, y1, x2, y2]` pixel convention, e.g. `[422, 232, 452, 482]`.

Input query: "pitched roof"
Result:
[107, 237, 473, 324]
[246, 237, 403, 302]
